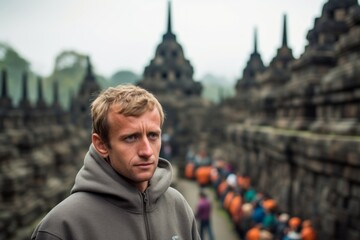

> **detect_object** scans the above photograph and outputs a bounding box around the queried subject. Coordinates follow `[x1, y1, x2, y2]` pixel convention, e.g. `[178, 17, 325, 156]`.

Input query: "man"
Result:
[31, 85, 200, 240]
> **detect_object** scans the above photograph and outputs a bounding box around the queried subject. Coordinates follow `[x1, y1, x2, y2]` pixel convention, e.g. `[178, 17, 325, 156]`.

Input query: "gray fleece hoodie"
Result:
[31, 144, 200, 240]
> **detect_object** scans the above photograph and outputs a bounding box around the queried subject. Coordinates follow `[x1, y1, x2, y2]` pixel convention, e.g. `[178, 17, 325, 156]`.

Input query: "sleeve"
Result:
[31, 229, 63, 240]
[191, 216, 201, 240]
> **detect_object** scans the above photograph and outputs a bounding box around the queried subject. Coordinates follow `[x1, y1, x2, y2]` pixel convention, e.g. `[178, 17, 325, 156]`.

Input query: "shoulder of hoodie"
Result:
[38, 192, 104, 224]
[163, 187, 193, 212]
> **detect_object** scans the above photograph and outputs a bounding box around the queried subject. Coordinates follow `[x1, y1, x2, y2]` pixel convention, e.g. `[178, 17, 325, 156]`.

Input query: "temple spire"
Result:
[0, 69, 12, 109]
[254, 28, 258, 54]
[1, 69, 8, 98]
[282, 14, 288, 47]
[37, 77, 43, 101]
[163, 0, 176, 40]
[85, 56, 95, 82]
[167, 0, 172, 34]
[53, 80, 59, 105]
[36, 76, 47, 109]
[19, 71, 32, 109]
[21, 72, 28, 101]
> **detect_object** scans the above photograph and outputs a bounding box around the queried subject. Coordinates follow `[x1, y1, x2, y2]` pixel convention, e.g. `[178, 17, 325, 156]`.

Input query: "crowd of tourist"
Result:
[184, 148, 317, 240]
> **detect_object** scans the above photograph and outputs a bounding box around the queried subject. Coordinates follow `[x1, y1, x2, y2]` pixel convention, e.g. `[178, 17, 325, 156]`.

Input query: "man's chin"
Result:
[134, 172, 154, 182]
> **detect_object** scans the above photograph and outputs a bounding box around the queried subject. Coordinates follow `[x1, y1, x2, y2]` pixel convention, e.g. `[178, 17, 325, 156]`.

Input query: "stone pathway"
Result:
[175, 177, 240, 240]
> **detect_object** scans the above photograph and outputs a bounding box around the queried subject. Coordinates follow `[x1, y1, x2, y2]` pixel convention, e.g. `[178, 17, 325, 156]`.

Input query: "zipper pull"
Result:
[142, 192, 148, 204]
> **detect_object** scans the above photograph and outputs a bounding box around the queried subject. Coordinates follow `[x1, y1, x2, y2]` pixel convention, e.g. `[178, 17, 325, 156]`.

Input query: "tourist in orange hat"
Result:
[246, 224, 261, 240]
[301, 220, 317, 240]
[195, 165, 212, 187]
[284, 217, 302, 240]
[288, 217, 301, 229]
[262, 199, 277, 232]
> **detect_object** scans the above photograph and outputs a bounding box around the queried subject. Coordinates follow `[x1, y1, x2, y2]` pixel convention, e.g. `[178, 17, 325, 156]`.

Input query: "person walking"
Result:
[196, 191, 215, 240]
[31, 84, 200, 240]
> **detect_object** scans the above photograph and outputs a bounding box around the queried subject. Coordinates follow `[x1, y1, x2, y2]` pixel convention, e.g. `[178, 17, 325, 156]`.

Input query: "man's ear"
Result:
[92, 133, 109, 158]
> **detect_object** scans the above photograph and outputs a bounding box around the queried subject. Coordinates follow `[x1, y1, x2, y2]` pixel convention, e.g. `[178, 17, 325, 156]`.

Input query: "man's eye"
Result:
[125, 135, 137, 143]
[149, 133, 159, 140]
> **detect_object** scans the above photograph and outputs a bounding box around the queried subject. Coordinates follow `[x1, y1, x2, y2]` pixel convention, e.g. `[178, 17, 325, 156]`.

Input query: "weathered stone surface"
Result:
[321, 213, 336, 236]
[351, 184, 360, 198]
[343, 166, 360, 183]
[0, 61, 94, 240]
[224, 123, 360, 239]
[349, 216, 360, 230]
[337, 179, 350, 197]
[347, 229, 360, 240]
[348, 199, 360, 217]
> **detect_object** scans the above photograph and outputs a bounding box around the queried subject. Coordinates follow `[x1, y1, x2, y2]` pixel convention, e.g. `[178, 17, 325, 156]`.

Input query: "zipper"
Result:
[142, 192, 151, 240]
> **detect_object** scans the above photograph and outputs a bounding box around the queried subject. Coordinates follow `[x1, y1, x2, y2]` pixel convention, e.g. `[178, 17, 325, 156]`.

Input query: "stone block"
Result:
[5, 129, 26, 146]
[306, 159, 323, 173]
[323, 162, 343, 177]
[343, 166, 360, 183]
[326, 189, 338, 206]
[348, 199, 360, 217]
[327, 140, 345, 163]
[317, 232, 332, 240]
[321, 213, 336, 235]
[0, 210, 17, 238]
[16, 199, 42, 227]
[349, 215, 360, 230]
[344, 150, 360, 167]
[12, 224, 37, 240]
[335, 208, 350, 225]
[347, 229, 360, 240]
[351, 184, 360, 198]
[337, 179, 350, 197]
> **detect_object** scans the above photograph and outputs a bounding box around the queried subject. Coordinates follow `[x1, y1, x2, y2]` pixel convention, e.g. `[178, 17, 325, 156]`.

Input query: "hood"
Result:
[71, 144, 173, 212]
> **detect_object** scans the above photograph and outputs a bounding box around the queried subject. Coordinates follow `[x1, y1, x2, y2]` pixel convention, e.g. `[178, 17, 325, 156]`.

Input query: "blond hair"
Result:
[91, 84, 164, 146]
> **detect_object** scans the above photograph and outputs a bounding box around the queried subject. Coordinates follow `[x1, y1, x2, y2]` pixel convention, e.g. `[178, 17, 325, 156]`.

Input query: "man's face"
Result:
[100, 105, 162, 192]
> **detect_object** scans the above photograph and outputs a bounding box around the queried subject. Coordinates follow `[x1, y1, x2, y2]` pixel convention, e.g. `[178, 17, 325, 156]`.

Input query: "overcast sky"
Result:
[0, 0, 349, 82]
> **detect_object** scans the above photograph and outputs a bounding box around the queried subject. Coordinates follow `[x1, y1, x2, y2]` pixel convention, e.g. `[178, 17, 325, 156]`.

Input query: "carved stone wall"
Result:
[216, 2, 360, 239]
[225, 125, 360, 240]
[0, 66, 93, 239]
[0, 107, 90, 239]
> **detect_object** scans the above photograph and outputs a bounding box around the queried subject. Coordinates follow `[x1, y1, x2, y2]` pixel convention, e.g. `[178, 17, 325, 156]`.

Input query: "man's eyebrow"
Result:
[118, 131, 139, 138]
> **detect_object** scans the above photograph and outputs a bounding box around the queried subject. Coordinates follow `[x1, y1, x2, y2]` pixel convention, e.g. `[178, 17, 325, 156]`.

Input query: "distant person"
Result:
[301, 220, 317, 240]
[252, 199, 266, 225]
[193, 147, 212, 167]
[31, 84, 200, 240]
[236, 203, 254, 239]
[283, 217, 302, 240]
[246, 224, 261, 240]
[262, 199, 277, 233]
[235, 203, 253, 239]
[274, 213, 289, 240]
[196, 191, 215, 240]
[259, 229, 274, 240]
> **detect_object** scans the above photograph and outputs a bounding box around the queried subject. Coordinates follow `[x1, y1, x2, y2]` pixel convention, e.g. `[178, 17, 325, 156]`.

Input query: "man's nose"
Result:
[138, 137, 153, 158]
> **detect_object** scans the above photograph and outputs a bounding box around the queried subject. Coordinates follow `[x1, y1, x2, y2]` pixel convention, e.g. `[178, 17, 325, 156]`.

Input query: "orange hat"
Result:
[246, 226, 261, 240]
[289, 217, 301, 228]
[263, 199, 277, 210]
